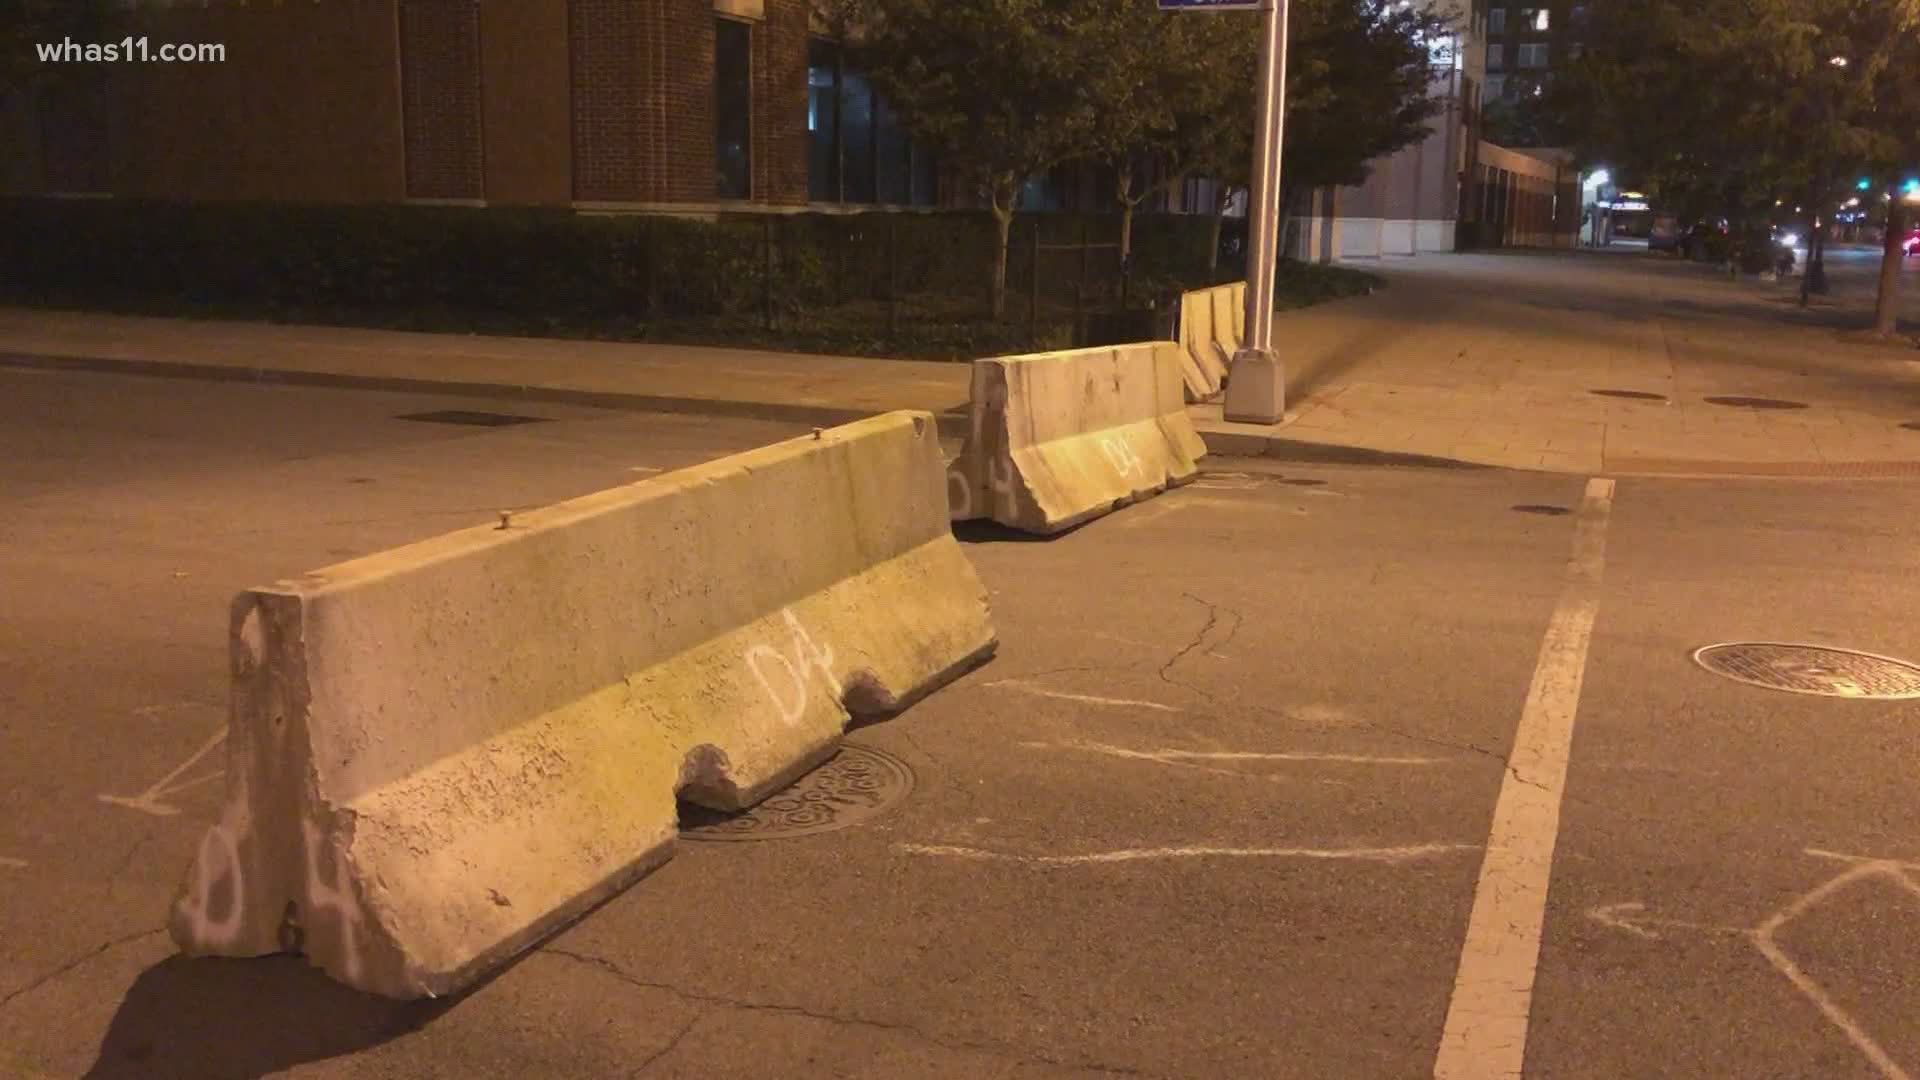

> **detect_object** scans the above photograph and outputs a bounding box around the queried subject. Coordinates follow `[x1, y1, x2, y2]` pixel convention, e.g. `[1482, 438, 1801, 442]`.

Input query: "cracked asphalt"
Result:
[3, 368, 1919, 1078]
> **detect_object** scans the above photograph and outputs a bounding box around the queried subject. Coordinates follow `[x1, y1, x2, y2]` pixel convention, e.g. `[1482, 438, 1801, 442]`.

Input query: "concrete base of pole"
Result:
[1223, 347, 1284, 424]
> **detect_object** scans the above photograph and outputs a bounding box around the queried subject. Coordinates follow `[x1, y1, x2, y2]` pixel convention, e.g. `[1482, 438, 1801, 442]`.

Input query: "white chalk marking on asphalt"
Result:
[99, 726, 227, 817]
[896, 842, 1478, 866]
[0, 857, 26, 870]
[985, 680, 1183, 713]
[629, 466, 663, 474]
[1434, 476, 1615, 1080]
[1808, 847, 1920, 875]
[1588, 850, 1920, 1079]
[1584, 901, 1745, 941]
[1022, 739, 1444, 766]
[1752, 855, 1920, 1080]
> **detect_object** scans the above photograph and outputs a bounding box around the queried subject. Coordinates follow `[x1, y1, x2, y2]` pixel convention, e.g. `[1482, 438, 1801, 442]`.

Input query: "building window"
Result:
[1487, 7, 1506, 33]
[1518, 43, 1549, 68]
[807, 40, 838, 201]
[714, 17, 752, 199]
[1520, 7, 1549, 31]
[1569, 41, 1584, 59]
[1486, 44, 1504, 70]
[1485, 73, 1506, 100]
[1570, 5, 1589, 26]
[807, 37, 937, 206]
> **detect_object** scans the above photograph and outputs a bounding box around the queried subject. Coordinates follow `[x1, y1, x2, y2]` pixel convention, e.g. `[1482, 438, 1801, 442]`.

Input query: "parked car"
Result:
[1904, 228, 1920, 256]
[1648, 213, 1683, 252]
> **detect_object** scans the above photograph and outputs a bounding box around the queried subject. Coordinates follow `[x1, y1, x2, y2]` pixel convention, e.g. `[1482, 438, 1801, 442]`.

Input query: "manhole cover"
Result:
[1702, 396, 1809, 410]
[396, 410, 550, 427]
[1692, 643, 1920, 699]
[680, 743, 914, 841]
[1512, 504, 1571, 516]
[1591, 389, 1669, 401]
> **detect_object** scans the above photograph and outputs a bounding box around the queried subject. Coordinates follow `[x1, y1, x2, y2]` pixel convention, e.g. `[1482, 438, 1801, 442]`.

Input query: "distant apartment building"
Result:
[1481, 0, 1590, 103]
[0, 0, 940, 212]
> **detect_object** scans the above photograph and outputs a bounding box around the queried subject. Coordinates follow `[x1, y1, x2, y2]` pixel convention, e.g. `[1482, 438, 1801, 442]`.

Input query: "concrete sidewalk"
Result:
[1208, 247, 1920, 476]
[0, 307, 972, 427]
[5, 248, 1919, 477]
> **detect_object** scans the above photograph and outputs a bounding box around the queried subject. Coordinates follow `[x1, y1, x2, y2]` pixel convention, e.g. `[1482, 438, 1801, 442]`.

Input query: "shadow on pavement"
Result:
[951, 519, 1067, 543]
[83, 954, 452, 1080]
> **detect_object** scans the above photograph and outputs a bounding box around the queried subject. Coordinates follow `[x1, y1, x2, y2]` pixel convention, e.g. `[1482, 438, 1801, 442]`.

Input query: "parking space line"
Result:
[1434, 477, 1616, 1080]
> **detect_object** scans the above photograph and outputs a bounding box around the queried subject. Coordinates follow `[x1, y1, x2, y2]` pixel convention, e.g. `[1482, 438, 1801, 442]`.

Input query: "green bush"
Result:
[0, 197, 1335, 359]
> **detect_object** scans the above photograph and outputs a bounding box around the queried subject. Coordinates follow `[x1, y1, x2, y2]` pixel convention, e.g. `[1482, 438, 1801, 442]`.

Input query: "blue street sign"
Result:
[1158, 0, 1265, 9]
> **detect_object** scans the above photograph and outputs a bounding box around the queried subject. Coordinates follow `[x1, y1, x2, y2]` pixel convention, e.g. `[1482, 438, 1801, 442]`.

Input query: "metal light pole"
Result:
[1223, 0, 1288, 424]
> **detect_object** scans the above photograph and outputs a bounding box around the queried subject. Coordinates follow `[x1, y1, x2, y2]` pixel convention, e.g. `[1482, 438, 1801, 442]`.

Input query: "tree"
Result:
[846, 0, 1105, 318]
[1168, 0, 1449, 273]
[1071, 1, 1250, 266]
[1555, 0, 1920, 324]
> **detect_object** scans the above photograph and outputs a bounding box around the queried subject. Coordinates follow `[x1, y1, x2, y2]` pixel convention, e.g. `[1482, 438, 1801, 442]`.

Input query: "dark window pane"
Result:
[876, 96, 910, 205]
[841, 71, 876, 203]
[714, 18, 752, 199]
[807, 38, 838, 202]
[911, 146, 938, 207]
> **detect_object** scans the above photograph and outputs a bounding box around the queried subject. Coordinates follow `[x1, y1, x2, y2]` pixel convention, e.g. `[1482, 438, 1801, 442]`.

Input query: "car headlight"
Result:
[1777, 232, 1799, 247]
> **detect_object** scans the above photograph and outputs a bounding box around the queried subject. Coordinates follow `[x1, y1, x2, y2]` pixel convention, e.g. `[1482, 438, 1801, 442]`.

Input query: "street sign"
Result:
[1158, 0, 1264, 9]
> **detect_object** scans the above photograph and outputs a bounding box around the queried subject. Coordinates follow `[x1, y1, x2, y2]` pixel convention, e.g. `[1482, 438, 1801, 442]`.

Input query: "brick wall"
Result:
[480, 0, 572, 206]
[661, 0, 717, 201]
[569, 0, 807, 205]
[399, 0, 485, 200]
[569, 0, 715, 202]
[570, 0, 646, 201]
[753, 0, 809, 205]
[113, 0, 406, 203]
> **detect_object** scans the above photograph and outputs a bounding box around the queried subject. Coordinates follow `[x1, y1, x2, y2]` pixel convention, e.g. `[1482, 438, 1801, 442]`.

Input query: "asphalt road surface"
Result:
[2, 369, 1917, 1079]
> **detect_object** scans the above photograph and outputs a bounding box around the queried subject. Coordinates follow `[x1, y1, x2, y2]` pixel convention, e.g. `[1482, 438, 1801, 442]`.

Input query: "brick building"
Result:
[1, 0, 940, 212]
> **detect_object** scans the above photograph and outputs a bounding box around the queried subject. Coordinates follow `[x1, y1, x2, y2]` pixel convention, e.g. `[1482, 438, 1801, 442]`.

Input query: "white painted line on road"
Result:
[896, 842, 1479, 866]
[98, 726, 226, 818]
[1435, 477, 1616, 1080]
[629, 466, 663, 474]
[1022, 739, 1446, 766]
[0, 857, 26, 870]
[985, 680, 1184, 713]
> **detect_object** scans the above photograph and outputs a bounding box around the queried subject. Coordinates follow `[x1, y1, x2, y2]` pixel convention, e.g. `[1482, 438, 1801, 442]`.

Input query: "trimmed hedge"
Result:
[0, 198, 1310, 358]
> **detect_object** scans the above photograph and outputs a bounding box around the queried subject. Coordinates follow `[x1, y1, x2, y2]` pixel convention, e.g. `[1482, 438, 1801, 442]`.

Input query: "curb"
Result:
[1197, 426, 1492, 470]
[0, 351, 974, 437]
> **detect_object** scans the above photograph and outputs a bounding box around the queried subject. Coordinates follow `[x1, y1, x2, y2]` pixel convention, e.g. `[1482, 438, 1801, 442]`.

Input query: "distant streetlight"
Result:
[1830, 55, 1850, 68]
[1588, 168, 1611, 187]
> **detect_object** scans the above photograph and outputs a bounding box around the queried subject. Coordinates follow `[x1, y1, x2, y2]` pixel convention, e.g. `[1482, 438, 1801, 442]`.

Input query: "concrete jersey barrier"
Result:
[947, 341, 1206, 534]
[1175, 281, 1246, 402]
[169, 411, 997, 998]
